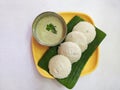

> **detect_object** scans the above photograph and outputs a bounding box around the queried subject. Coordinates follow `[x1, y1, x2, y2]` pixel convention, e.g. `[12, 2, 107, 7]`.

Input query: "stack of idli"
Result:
[48, 21, 96, 79]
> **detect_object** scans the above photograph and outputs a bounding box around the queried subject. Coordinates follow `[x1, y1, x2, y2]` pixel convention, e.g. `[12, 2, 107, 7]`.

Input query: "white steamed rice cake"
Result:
[73, 21, 96, 43]
[65, 31, 88, 52]
[58, 42, 82, 63]
[48, 55, 71, 79]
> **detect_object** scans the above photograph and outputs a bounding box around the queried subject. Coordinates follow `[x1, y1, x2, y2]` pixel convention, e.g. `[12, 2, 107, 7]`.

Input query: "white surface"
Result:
[0, 0, 120, 90]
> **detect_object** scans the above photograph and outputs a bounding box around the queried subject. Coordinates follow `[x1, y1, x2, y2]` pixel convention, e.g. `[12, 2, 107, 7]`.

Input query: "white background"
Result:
[0, 0, 120, 90]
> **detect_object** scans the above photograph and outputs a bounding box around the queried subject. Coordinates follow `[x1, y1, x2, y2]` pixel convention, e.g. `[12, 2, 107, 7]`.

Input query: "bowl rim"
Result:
[32, 11, 67, 46]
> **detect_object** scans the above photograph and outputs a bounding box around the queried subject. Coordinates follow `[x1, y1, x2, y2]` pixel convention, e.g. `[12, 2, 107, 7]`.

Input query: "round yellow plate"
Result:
[32, 12, 99, 79]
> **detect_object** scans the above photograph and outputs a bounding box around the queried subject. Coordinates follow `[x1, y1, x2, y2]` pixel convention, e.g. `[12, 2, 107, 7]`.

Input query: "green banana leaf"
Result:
[38, 16, 106, 89]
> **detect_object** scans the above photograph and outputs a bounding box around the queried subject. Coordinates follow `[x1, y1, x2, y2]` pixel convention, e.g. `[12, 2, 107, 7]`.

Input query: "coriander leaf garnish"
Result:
[46, 23, 57, 34]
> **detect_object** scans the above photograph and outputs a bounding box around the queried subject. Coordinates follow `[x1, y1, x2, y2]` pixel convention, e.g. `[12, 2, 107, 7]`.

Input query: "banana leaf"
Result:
[38, 16, 106, 89]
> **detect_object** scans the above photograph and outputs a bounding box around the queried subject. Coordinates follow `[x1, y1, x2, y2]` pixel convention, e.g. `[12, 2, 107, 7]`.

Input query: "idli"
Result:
[58, 42, 81, 63]
[65, 31, 88, 52]
[48, 55, 71, 79]
[73, 21, 96, 43]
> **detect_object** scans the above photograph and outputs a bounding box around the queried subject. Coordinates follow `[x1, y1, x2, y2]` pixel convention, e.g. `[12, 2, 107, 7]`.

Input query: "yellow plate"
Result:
[32, 12, 99, 79]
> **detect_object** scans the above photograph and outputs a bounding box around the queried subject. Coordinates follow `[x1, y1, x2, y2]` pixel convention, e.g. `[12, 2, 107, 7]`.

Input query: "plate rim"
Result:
[32, 12, 99, 79]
